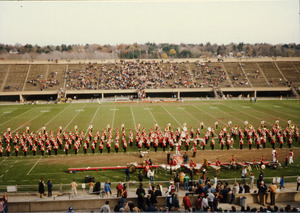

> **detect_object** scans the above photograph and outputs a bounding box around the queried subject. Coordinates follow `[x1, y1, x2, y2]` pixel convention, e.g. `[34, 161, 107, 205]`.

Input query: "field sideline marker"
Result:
[161, 105, 182, 128]
[0, 158, 8, 165]
[27, 156, 42, 175]
[130, 106, 137, 131]
[63, 104, 86, 132]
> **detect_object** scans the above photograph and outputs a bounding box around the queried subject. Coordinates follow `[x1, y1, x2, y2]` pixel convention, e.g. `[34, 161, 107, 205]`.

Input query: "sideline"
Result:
[130, 106, 137, 131]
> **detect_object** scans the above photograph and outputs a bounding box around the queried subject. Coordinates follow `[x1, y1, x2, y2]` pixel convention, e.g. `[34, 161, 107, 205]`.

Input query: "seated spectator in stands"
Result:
[100, 201, 110, 213]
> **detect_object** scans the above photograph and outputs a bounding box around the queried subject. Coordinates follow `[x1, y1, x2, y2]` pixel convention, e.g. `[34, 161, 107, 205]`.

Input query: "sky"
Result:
[0, 0, 299, 46]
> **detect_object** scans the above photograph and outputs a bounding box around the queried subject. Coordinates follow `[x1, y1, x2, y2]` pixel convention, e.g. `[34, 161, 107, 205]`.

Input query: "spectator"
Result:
[47, 180, 53, 197]
[297, 176, 300, 191]
[196, 194, 202, 211]
[104, 180, 111, 198]
[184, 174, 190, 190]
[155, 185, 162, 197]
[172, 194, 180, 210]
[202, 194, 209, 211]
[100, 200, 110, 213]
[116, 182, 123, 197]
[258, 181, 267, 206]
[183, 193, 192, 212]
[230, 182, 239, 204]
[67, 206, 75, 213]
[125, 167, 130, 182]
[166, 192, 173, 211]
[280, 176, 285, 189]
[249, 173, 255, 189]
[89, 180, 94, 194]
[120, 186, 127, 208]
[70, 179, 77, 198]
[136, 183, 145, 210]
[269, 182, 277, 205]
[244, 182, 250, 193]
[39, 178, 45, 198]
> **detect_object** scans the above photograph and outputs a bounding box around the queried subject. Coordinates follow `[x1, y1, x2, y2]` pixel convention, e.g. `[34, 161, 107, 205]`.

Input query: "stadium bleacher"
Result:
[0, 60, 299, 99]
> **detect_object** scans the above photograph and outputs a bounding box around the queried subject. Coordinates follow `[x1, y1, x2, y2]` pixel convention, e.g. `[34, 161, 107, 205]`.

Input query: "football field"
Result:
[0, 99, 299, 192]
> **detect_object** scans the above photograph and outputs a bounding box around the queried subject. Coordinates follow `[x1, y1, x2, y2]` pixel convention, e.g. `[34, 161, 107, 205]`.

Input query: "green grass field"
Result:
[0, 99, 299, 192]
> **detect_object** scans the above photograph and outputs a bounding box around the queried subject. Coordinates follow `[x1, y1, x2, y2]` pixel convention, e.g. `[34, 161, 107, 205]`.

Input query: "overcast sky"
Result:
[0, 0, 299, 46]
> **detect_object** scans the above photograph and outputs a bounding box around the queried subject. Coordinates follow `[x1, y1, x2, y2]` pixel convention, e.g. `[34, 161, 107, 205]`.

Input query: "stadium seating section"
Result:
[0, 61, 299, 92]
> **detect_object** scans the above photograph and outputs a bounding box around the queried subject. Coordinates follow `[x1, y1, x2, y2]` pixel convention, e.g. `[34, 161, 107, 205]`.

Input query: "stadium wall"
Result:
[8, 191, 300, 212]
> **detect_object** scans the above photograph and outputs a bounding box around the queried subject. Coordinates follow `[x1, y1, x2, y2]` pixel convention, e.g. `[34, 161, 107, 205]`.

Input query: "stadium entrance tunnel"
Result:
[66, 93, 102, 100]
[180, 91, 215, 98]
[222, 91, 255, 98]
[256, 90, 294, 98]
[0, 95, 20, 102]
[23, 94, 58, 101]
[146, 92, 178, 98]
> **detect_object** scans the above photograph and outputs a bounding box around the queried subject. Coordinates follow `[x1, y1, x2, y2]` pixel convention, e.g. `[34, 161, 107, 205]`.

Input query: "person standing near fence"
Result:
[297, 176, 300, 191]
[70, 180, 78, 198]
[39, 178, 45, 198]
[47, 180, 53, 197]
[269, 182, 277, 205]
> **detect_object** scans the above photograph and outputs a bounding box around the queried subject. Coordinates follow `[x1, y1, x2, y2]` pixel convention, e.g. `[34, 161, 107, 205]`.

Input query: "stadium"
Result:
[0, 0, 300, 212]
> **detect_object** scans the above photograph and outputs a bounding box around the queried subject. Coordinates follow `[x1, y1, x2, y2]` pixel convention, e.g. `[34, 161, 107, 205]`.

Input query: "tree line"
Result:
[0, 42, 299, 59]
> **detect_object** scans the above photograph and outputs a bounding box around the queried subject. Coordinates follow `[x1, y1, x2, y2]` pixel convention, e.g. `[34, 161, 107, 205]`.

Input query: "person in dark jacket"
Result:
[136, 183, 145, 210]
[47, 180, 53, 197]
[258, 181, 267, 206]
[39, 178, 45, 198]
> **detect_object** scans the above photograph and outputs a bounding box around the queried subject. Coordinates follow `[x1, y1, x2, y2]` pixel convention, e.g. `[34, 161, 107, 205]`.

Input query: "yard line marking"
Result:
[234, 102, 286, 123]
[0, 108, 33, 127]
[161, 105, 182, 128]
[254, 104, 299, 120]
[5, 170, 9, 173]
[193, 105, 227, 126]
[62, 104, 86, 132]
[111, 106, 116, 131]
[219, 103, 272, 125]
[84, 106, 100, 137]
[27, 156, 42, 175]
[0, 174, 3, 178]
[37, 103, 73, 132]
[182, 108, 207, 129]
[13, 112, 44, 133]
[130, 106, 137, 131]
[0, 158, 8, 165]
[148, 105, 158, 126]
[217, 107, 245, 124]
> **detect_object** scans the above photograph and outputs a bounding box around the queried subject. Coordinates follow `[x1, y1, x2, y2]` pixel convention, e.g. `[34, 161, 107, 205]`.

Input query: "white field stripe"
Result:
[63, 104, 86, 132]
[13, 112, 44, 133]
[27, 156, 42, 175]
[148, 105, 158, 126]
[0, 157, 8, 165]
[255, 104, 299, 120]
[182, 108, 207, 129]
[217, 107, 245, 123]
[232, 103, 285, 123]
[219, 103, 272, 125]
[37, 103, 73, 132]
[0, 109, 33, 127]
[161, 105, 183, 128]
[84, 106, 100, 137]
[193, 105, 227, 126]
[130, 106, 137, 131]
[111, 106, 116, 131]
